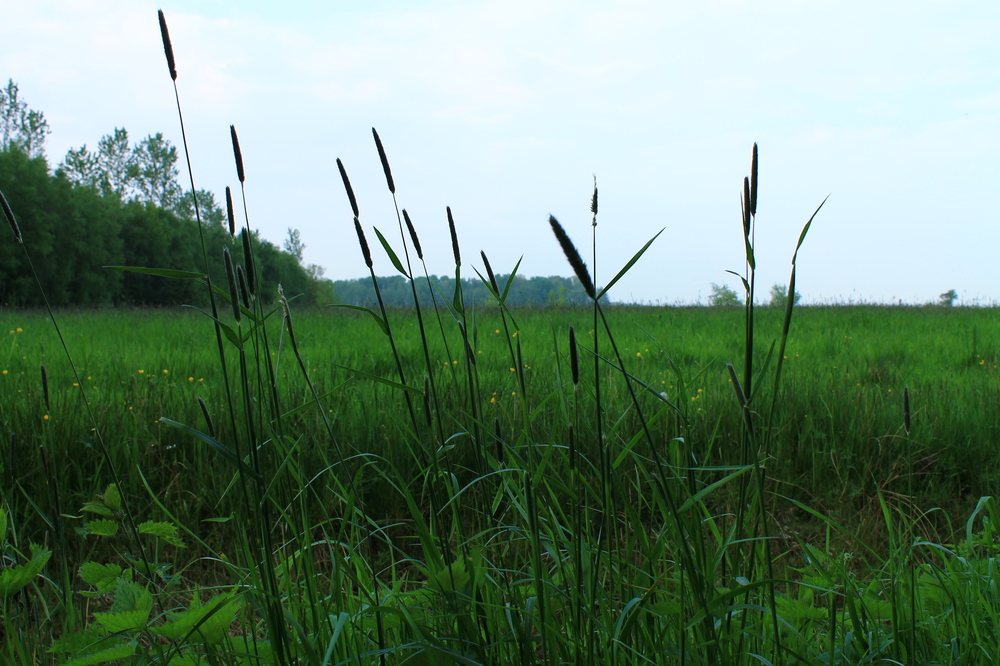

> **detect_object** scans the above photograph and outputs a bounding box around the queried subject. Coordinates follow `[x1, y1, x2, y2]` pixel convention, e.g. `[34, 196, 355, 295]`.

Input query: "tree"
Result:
[132, 133, 181, 209]
[174, 189, 225, 228]
[284, 227, 305, 263]
[0, 80, 49, 158]
[938, 289, 958, 307]
[769, 283, 801, 309]
[709, 282, 740, 307]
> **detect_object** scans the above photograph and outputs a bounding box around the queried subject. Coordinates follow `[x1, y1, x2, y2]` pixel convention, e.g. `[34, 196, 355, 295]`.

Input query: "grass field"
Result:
[3, 302, 1000, 664]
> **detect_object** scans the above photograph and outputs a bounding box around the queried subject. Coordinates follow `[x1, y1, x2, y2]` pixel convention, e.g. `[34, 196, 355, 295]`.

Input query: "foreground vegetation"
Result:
[4, 10, 1000, 665]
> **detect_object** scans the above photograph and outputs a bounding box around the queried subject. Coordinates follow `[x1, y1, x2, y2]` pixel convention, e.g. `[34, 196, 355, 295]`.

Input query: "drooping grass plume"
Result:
[337, 158, 359, 219]
[157, 10, 177, 81]
[548, 215, 595, 299]
[372, 127, 395, 194]
[354, 217, 372, 268]
[447, 206, 461, 266]
[1, 187, 21, 243]
[403, 209, 422, 259]
[226, 186, 235, 236]
[230, 125, 245, 184]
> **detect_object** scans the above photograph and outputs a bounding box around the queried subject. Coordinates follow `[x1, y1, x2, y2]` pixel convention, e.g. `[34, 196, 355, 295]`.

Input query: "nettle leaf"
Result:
[48, 626, 111, 654]
[102, 484, 121, 512]
[154, 591, 242, 644]
[80, 501, 113, 517]
[94, 579, 152, 633]
[61, 641, 136, 666]
[0, 543, 51, 598]
[139, 521, 186, 548]
[79, 562, 123, 596]
[82, 519, 118, 538]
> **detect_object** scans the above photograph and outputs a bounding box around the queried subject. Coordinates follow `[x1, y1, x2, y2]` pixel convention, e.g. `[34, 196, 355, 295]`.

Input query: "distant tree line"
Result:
[332, 274, 598, 308]
[0, 80, 329, 307]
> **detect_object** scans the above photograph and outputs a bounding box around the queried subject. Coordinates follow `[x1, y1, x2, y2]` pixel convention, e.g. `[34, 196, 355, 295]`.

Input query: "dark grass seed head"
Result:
[337, 158, 359, 219]
[372, 128, 395, 194]
[196, 396, 216, 439]
[40, 364, 49, 410]
[447, 206, 461, 267]
[0, 188, 21, 243]
[223, 247, 241, 323]
[354, 217, 373, 268]
[240, 230, 256, 296]
[157, 10, 177, 81]
[225, 186, 235, 237]
[402, 209, 423, 260]
[236, 264, 251, 308]
[569, 326, 579, 385]
[591, 177, 598, 217]
[549, 215, 595, 299]
[742, 177, 751, 238]
[481, 251, 499, 293]
[230, 125, 245, 184]
[750, 143, 759, 217]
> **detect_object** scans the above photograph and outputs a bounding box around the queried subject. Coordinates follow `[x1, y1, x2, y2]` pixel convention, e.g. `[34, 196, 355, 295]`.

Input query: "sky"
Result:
[1, 0, 998, 304]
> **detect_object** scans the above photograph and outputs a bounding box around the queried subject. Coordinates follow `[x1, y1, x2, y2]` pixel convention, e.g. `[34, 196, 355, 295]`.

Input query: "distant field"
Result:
[3, 303, 996, 538]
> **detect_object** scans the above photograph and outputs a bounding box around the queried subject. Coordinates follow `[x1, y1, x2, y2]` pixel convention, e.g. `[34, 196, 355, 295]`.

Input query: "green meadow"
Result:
[4, 10, 1000, 665]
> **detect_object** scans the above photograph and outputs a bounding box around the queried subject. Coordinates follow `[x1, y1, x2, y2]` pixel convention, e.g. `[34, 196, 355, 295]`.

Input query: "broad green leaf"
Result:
[79, 562, 122, 595]
[328, 304, 389, 336]
[374, 227, 410, 278]
[138, 521, 186, 547]
[597, 228, 663, 300]
[94, 579, 152, 632]
[80, 501, 112, 517]
[61, 642, 135, 666]
[0, 506, 7, 542]
[82, 519, 118, 538]
[102, 484, 121, 512]
[0, 543, 51, 598]
[105, 266, 205, 280]
[159, 418, 263, 483]
[154, 592, 241, 644]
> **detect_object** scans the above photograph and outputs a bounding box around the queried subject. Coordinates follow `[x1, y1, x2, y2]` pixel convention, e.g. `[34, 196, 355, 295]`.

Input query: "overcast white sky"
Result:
[2, 0, 998, 304]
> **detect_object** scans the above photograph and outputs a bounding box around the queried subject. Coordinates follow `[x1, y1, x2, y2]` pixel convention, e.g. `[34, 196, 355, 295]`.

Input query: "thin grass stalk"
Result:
[405, 210, 458, 379]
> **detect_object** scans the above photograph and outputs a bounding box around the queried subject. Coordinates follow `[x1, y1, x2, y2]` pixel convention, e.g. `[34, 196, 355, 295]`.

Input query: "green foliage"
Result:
[0, 79, 49, 158]
[939, 288, 958, 306]
[768, 282, 801, 308]
[708, 282, 740, 307]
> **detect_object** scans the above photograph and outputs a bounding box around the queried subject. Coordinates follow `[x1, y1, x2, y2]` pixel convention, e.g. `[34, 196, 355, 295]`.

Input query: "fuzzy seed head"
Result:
[236, 264, 251, 308]
[402, 209, 423, 260]
[40, 364, 49, 410]
[549, 215, 595, 299]
[742, 177, 751, 238]
[591, 177, 598, 217]
[337, 158, 359, 219]
[750, 143, 759, 217]
[225, 186, 235, 237]
[569, 326, 579, 385]
[354, 217, 372, 268]
[230, 125, 245, 184]
[158, 10, 177, 81]
[372, 128, 395, 194]
[447, 206, 461, 267]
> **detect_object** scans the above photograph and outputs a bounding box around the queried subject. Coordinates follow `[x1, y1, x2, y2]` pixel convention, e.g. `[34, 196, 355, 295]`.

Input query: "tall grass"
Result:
[3, 10, 1000, 666]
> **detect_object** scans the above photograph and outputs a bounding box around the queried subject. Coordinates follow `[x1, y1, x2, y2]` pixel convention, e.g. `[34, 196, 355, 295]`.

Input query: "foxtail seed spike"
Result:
[337, 158, 359, 219]
[40, 364, 49, 410]
[742, 177, 751, 238]
[591, 176, 598, 217]
[372, 128, 395, 194]
[750, 143, 758, 217]
[0, 188, 21, 243]
[230, 125, 245, 184]
[447, 206, 461, 267]
[549, 215, 595, 299]
[481, 251, 499, 293]
[225, 186, 235, 236]
[403, 209, 423, 260]
[354, 217, 373, 268]
[903, 386, 911, 435]
[157, 10, 177, 81]
[236, 264, 251, 308]
[569, 326, 579, 385]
